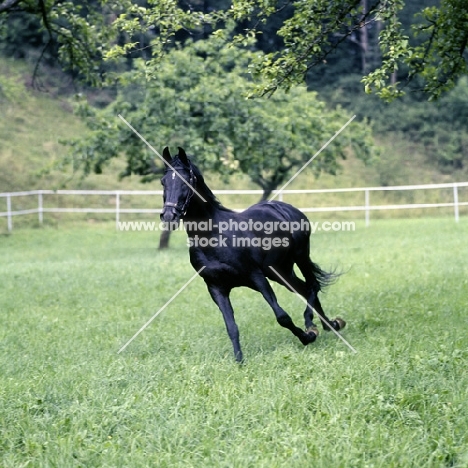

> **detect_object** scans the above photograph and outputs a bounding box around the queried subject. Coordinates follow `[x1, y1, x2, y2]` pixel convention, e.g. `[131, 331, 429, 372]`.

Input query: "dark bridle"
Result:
[162, 164, 197, 218]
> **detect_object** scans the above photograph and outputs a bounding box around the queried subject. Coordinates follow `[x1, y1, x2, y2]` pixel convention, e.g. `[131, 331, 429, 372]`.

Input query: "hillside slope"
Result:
[0, 59, 161, 193]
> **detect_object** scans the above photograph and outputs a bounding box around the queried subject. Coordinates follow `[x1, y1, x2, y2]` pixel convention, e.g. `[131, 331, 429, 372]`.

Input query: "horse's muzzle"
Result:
[160, 204, 181, 225]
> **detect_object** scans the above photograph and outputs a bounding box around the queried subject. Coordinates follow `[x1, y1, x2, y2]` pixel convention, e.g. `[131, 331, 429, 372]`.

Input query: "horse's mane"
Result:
[170, 156, 233, 213]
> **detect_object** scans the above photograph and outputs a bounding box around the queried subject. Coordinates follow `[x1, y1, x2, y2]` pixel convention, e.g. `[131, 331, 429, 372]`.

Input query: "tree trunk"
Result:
[261, 188, 273, 201]
[159, 229, 171, 249]
[360, 0, 369, 74]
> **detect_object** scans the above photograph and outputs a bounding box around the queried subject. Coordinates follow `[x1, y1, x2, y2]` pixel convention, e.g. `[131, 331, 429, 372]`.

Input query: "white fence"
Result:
[1, 182, 467, 232]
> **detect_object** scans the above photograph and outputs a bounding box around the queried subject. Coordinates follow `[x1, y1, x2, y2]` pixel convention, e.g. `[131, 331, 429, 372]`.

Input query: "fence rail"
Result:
[1, 182, 467, 232]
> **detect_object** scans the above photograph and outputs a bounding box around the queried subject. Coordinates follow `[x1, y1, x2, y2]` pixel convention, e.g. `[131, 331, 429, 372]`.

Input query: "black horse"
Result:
[160, 147, 345, 362]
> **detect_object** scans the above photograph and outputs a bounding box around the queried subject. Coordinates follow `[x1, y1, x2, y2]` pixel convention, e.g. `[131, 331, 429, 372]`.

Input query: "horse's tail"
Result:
[310, 260, 341, 290]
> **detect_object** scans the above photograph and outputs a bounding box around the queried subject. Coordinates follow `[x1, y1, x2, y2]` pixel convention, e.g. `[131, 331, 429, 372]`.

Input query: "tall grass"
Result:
[1, 218, 467, 467]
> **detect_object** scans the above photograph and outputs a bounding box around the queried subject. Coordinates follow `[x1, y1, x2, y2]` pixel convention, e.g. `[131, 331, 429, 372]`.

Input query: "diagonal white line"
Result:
[117, 114, 207, 203]
[117, 266, 206, 354]
[268, 266, 357, 353]
[269, 114, 356, 202]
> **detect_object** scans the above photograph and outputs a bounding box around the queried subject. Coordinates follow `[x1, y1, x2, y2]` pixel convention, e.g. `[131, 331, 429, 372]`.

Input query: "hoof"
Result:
[335, 317, 346, 330]
[324, 317, 347, 331]
[301, 327, 319, 345]
[306, 326, 319, 337]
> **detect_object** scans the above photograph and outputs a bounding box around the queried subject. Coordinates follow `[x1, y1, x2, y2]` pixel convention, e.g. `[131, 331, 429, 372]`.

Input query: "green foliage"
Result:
[1, 0, 466, 100]
[0, 73, 26, 102]
[311, 70, 468, 177]
[0, 6, 46, 59]
[66, 36, 374, 197]
[372, 77, 468, 171]
[3, 0, 465, 186]
[212, 1, 468, 101]
[0, 0, 117, 85]
[408, 0, 468, 100]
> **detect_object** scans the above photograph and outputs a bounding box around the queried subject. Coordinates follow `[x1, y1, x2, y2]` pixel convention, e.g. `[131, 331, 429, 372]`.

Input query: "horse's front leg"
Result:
[206, 284, 243, 362]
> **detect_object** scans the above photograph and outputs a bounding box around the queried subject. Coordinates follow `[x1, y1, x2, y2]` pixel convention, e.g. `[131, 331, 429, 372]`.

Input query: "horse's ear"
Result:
[162, 147, 172, 165]
[177, 147, 189, 166]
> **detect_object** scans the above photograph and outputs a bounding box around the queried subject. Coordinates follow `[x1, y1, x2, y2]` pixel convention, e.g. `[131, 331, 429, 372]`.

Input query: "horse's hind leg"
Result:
[314, 296, 346, 332]
[295, 257, 346, 332]
[206, 284, 243, 362]
[251, 273, 318, 346]
[272, 268, 319, 335]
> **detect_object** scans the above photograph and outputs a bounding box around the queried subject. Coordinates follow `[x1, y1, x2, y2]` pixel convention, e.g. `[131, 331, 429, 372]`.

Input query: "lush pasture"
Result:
[1, 218, 467, 467]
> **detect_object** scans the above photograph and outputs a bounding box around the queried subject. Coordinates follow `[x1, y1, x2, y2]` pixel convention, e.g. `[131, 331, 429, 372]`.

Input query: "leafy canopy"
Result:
[1, 1, 466, 99]
[66, 36, 373, 198]
[101, 0, 467, 101]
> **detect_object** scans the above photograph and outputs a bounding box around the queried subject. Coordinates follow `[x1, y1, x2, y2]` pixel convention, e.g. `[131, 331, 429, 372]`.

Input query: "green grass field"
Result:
[1, 218, 467, 467]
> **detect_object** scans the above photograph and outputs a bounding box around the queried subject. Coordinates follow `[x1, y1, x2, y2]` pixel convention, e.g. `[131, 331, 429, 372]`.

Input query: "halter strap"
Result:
[163, 166, 196, 217]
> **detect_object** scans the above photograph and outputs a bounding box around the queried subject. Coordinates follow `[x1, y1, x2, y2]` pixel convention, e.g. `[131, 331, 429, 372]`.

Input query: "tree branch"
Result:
[260, 0, 382, 96]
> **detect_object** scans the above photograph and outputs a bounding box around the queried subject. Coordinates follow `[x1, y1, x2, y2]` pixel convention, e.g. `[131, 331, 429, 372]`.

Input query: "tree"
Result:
[0, 0, 126, 86]
[100, 1, 467, 101]
[2, 1, 466, 98]
[220, 0, 468, 101]
[66, 37, 372, 195]
[64, 37, 373, 247]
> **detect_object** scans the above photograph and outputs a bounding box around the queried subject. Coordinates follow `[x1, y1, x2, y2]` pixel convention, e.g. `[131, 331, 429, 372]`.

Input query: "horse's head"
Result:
[160, 147, 196, 225]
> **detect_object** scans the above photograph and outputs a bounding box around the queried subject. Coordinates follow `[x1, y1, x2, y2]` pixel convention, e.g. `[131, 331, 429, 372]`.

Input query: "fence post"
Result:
[38, 192, 43, 225]
[7, 194, 12, 232]
[453, 184, 459, 223]
[115, 192, 120, 230]
[365, 189, 370, 227]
